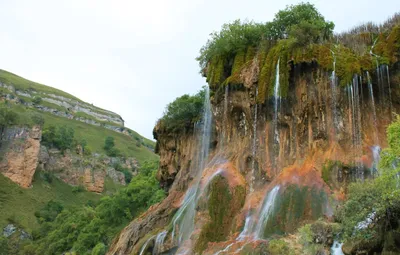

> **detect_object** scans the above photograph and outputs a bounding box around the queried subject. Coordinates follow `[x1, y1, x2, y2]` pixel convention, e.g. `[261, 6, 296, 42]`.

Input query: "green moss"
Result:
[261, 185, 327, 237]
[268, 239, 295, 255]
[194, 176, 245, 253]
[322, 160, 342, 186]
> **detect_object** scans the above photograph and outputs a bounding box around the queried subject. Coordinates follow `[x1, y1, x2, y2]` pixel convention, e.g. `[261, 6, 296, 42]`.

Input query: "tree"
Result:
[271, 2, 334, 41]
[161, 88, 205, 132]
[0, 106, 18, 130]
[104, 137, 115, 151]
[32, 96, 42, 105]
[42, 125, 75, 152]
[31, 113, 45, 127]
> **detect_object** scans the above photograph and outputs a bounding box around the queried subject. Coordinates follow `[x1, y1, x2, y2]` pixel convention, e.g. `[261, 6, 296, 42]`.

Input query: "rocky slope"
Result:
[0, 125, 139, 192]
[108, 20, 400, 255]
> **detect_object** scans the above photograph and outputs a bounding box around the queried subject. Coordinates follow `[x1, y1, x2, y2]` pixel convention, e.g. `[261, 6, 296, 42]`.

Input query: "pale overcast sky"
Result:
[0, 0, 398, 139]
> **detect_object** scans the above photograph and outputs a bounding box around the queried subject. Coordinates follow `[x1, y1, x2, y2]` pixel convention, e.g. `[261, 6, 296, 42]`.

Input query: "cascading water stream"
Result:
[237, 186, 280, 241]
[250, 87, 258, 193]
[139, 235, 156, 255]
[367, 71, 379, 145]
[330, 50, 338, 140]
[385, 65, 393, 119]
[222, 85, 229, 145]
[153, 231, 167, 255]
[171, 86, 212, 245]
[273, 58, 280, 175]
[254, 186, 280, 239]
[331, 240, 344, 255]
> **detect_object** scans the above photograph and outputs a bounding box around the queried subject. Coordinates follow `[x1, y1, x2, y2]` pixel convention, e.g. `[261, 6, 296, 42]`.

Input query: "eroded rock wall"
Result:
[0, 126, 41, 188]
[108, 63, 400, 255]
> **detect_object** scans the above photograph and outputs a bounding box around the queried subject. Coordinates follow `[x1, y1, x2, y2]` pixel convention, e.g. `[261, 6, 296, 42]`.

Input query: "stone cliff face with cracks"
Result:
[109, 25, 400, 255]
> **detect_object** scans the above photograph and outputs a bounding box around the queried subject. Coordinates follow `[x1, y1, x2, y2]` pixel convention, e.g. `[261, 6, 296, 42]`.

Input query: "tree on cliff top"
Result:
[160, 88, 205, 132]
[196, 2, 334, 69]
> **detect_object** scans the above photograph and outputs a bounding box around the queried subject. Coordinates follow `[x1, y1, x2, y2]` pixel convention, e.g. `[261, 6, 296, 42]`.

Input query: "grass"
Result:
[0, 69, 122, 121]
[0, 171, 101, 232]
[0, 69, 81, 101]
[10, 104, 158, 163]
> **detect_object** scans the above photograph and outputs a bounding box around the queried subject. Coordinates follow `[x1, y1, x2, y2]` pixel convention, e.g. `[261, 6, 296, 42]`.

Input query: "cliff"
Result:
[108, 14, 400, 255]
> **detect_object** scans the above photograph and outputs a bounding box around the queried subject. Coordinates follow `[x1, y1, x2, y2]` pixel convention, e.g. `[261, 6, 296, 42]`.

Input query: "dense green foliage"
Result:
[0, 171, 101, 233]
[196, 3, 334, 69]
[17, 161, 164, 255]
[42, 125, 75, 152]
[160, 88, 205, 132]
[104, 136, 120, 157]
[0, 105, 18, 130]
[336, 116, 400, 243]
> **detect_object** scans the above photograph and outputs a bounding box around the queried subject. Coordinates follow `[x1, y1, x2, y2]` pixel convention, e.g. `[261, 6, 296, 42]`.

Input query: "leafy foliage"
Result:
[24, 161, 165, 255]
[196, 2, 334, 69]
[336, 116, 400, 241]
[42, 125, 75, 152]
[104, 136, 121, 157]
[0, 105, 18, 130]
[160, 88, 205, 132]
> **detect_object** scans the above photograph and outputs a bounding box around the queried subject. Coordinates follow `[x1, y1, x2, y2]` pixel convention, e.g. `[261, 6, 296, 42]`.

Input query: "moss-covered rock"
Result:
[194, 176, 246, 253]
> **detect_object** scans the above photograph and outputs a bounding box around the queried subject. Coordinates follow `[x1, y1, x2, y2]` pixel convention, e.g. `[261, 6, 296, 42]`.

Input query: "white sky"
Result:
[0, 0, 398, 139]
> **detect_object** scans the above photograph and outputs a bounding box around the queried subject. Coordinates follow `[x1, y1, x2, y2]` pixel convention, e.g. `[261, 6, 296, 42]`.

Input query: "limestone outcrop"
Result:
[0, 126, 41, 188]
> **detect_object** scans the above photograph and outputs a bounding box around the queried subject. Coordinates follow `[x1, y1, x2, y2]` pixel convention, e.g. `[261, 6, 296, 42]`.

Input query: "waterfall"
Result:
[330, 50, 338, 140]
[250, 87, 258, 193]
[223, 85, 229, 144]
[385, 65, 393, 119]
[367, 71, 379, 145]
[331, 240, 344, 255]
[371, 145, 381, 176]
[139, 235, 156, 255]
[254, 186, 280, 239]
[171, 86, 212, 245]
[348, 76, 363, 179]
[273, 58, 280, 175]
[153, 231, 167, 255]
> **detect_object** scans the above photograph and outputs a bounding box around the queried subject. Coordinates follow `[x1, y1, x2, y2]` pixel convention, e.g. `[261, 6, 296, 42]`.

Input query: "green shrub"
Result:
[336, 116, 400, 241]
[32, 96, 42, 105]
[268, 239, 294, 255]
[25, 160, 165, 254]
[0, 106, 18, 130]
[160, 88, 205, 132]
[34, 200, 64, 223]
[196, 3, 334, 70]
[72, 185, 86, 194]
[42, 125, 75, 152]
[31, 113, 45, 127]
[104, 136, 121, 157]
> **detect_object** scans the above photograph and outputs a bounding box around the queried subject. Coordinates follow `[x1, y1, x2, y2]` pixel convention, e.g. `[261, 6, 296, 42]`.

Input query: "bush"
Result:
[72, 185, 86, 193]
[34, 200, 64, 223]
[0, 106, 18, 129]
[42, 125, 75, 152]
[31, 113, 45, 127]
[336, 116, 400, 241]
[268, 239, 294, 255]
[25, 160, 165, 254]
[104, 136, 120, 157]
[160, 88, 205, 132]
[196, 3, 334, 70]
[32, 96, 42, 105]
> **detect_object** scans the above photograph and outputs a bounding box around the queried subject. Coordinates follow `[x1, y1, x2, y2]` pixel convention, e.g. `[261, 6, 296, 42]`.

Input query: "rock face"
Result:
[38, 148, 138, 193]
[0, 126, 41, 188]
[108, 60, 400, 255]
[0, 125, 137, 192]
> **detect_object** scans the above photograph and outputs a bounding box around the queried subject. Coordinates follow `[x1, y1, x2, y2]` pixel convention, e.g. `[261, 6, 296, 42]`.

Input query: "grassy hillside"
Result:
[0, 171, 101, 232]
[0, 69, 157, 163]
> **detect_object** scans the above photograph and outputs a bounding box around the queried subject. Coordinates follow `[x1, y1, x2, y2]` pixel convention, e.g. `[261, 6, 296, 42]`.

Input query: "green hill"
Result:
[0, 69, 157, 162]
